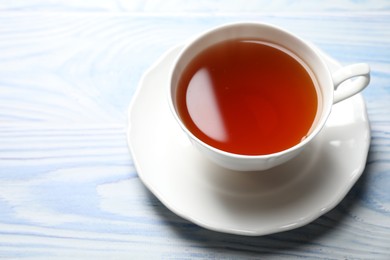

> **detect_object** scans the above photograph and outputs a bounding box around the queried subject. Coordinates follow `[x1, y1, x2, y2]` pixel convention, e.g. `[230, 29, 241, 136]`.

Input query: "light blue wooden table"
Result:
[0, 1, 389, 259]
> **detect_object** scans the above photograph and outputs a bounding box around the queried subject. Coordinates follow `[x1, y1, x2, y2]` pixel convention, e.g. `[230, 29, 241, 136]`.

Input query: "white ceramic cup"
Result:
[169, 22, 370, 171]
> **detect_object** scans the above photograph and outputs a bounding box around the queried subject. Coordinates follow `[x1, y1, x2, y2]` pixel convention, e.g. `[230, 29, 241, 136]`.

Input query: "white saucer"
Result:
[127, 46, 370, 236]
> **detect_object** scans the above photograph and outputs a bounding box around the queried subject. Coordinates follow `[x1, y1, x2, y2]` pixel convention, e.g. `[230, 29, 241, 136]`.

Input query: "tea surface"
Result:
[177, 39, 318, 155]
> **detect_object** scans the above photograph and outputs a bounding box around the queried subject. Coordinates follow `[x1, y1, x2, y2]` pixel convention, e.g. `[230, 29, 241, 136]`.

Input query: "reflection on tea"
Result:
[176, 39, 318, 155]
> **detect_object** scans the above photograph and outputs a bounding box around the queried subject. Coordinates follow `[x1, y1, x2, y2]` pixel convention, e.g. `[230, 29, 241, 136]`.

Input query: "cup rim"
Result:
[168, 21, 333, 159]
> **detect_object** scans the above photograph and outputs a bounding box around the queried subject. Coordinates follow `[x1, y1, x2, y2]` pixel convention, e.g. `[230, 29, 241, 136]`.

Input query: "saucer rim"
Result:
[127, 45, 371, 236]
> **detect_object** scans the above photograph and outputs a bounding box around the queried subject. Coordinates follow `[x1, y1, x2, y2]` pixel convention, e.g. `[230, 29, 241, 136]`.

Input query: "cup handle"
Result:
[332, 63, 370, 104]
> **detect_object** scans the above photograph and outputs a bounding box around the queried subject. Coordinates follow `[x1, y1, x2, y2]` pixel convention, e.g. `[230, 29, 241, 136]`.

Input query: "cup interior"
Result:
[170, 22, 334, 157]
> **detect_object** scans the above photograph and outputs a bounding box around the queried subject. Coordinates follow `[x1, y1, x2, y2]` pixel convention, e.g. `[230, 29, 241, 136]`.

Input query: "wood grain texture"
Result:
[0, 3, 389, 259]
